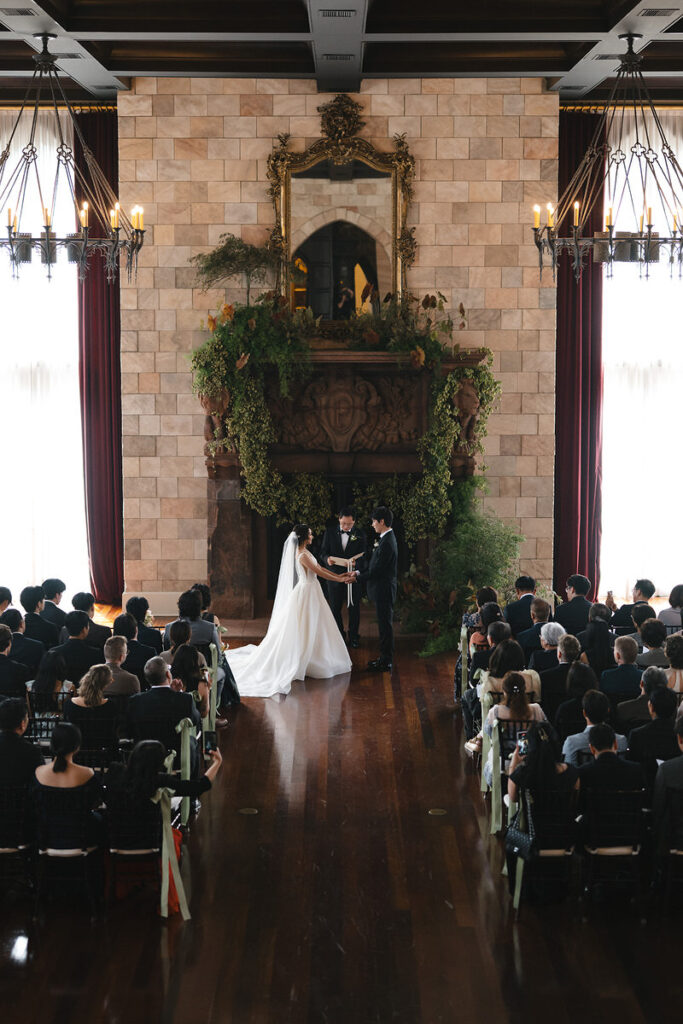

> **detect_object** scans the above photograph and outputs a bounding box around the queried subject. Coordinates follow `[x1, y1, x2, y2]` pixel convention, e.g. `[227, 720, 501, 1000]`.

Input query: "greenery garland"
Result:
[190, 292, 500, 538]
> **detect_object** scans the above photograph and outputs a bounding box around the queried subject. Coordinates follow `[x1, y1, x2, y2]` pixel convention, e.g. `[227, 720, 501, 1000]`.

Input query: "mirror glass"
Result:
[290, 158, 393, 320]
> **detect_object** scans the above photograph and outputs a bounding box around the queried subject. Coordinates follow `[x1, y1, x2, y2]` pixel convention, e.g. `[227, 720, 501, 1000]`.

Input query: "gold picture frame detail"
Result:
[266, 94, 416, 302]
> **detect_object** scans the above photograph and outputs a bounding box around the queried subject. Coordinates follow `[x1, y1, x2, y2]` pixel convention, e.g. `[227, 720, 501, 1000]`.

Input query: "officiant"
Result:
[319, 507, 367, 649]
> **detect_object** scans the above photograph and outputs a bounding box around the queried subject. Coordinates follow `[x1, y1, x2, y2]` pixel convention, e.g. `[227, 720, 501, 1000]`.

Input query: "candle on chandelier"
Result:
[44, 207, 50, 227]
[674, 214, 678, 233]
[138, 207, 144, 230]
[7, 207, 11, 228]
[81, 202, 88, 228]
[12, 215, 16, 233]
[607, 206, 613, 228]
[131, 206, 138, 229]
[110, 209, 116, 230]
[647, 206, 652, 226]
[573, 201, 579, 227]
[639, 214, 644, 233]
[533, 205, 541, 229]
[546, 203, 554, 228]
[114, 202, 120, 229]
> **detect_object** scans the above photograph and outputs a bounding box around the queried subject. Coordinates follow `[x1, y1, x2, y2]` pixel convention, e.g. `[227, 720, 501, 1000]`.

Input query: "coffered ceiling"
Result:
[1, 0, 683, 103]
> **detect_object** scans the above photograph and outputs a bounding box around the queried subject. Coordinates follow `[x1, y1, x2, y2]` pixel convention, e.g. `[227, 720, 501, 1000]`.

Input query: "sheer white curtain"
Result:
[0, 111, 89, 607]
[600, 112, 683, 600]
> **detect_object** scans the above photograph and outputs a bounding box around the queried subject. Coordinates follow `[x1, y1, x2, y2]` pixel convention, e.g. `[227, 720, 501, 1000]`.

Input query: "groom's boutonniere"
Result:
[373, 539, 379, 548]
[350, 533, 357, 543]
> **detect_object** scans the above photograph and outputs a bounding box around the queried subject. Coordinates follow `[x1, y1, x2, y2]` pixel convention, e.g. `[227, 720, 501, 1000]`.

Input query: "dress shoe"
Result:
[367, 658, 392, 672]
[348, 637, 360, 649]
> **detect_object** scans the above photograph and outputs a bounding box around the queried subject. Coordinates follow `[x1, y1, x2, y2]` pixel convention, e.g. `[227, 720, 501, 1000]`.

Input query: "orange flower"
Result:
[235, 352, 250, 371]
[220, 303, 235, 322]
[362, 328, 380, 345]
[247, 317, 256, 330]
[410, 346, 425, 369]
[207, 314, 217, 332]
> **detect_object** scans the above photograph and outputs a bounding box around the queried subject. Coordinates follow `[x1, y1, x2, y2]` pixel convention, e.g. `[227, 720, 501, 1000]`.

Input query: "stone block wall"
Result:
[117, 76, 558, 610]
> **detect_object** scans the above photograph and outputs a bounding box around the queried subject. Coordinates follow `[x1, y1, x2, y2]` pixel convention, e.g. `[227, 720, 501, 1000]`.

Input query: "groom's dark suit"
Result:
[357, 529, 398, 665]
[319, 524, 367, 642]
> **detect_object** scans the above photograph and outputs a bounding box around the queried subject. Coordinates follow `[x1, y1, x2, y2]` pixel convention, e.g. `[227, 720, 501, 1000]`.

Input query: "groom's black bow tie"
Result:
[340, 530, 350, 535]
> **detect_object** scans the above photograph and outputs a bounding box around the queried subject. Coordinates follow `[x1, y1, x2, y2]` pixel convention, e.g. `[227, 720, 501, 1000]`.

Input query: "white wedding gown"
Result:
[226, 547, 352, 698]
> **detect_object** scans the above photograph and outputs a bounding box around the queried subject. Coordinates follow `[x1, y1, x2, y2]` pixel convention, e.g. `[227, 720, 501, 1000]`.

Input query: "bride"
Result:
[225, 523, 354, 698]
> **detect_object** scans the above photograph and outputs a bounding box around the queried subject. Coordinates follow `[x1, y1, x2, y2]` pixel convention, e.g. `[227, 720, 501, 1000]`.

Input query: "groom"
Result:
[319, 507, 367, 648]
[354, 506, 398, 672]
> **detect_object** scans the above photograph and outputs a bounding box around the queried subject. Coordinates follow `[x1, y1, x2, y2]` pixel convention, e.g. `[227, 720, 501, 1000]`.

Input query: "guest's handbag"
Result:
[504, 791, 536, 861]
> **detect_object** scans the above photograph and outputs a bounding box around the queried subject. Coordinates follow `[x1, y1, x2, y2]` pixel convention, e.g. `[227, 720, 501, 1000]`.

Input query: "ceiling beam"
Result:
[307, 0, 366, 91]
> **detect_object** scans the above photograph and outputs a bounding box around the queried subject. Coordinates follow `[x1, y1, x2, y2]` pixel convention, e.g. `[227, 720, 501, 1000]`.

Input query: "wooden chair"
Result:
[509, 786, 578, 917]
[580, 788, 645, 906]
[0, 784, 34, 891]
[33, 786, 104, 918]
[106, 788, 162, 904]
[489, 717, 534, 834]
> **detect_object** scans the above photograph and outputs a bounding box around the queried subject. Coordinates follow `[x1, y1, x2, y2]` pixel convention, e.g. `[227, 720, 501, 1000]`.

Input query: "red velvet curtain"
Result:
[74, 110, 123, 603]
[553, 111, 604, 600]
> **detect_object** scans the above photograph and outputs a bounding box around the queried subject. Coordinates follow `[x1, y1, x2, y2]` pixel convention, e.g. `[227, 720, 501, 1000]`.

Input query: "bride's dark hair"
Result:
[293, 523, 310, 544]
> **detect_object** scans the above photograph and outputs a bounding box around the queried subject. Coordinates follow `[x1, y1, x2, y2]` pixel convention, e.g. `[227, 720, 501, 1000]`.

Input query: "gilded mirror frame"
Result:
[267, 95, 416, 303]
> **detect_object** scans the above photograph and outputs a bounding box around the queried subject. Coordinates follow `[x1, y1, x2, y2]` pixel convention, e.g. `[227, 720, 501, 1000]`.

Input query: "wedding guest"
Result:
[554, 661, 598, 742]
[33, 722, 104, 848]
[516, 598, 551, 664]
[617, 666, 669, 735]
[508, 720, 579, 807]
[627, 686, 680, 794]
[0, 698, 42, 787]
[529, 621, 565, 674]
[58, 592, 111, 653]
[462, 587, 499, 646]
[636, 619, 670, 668]
[563, 689, 628, 767]
[169, 644, 210, 719]
[102, 636, 140, 698]
[461, 620, 511, 739]
[0, 587, 12, 615]
[600, 636, 642, 702]
[113, 612, 156, 688]
[580, 617, 617, 677]
[127, 657, 201, 775]
[626, 604, 658, 653]
[653, 719, 683, 838]
[576, 602, 615, 651]
[539, 633, 581, 722]
[105, 738, 222, 810]
[464, 640, 541, 754]
[658, 584, 683, 634]
[64, 664, 119, 750]
[664, 634, 683, 692]
[30, 651, 71, 715]
[0, 623, 30, 699]
[125, 596, 163, 654]
[20, 585, 59, 649]
[503, 576, 536, 636]
[482, 671, 546, 785]
[41, 578, 67, 628]
[52, 611, 100, 685]
[577, 724, 643, 800]
[162, 590, 222, 658]
[160, 620, 204, 668]
[0, 608, 44, 675]
[554, 574, 592, 634]
[607, 578, 656, 631]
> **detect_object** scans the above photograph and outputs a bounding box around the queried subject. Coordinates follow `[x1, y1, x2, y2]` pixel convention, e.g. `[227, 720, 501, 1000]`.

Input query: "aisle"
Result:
[2, 638, 682, 1023]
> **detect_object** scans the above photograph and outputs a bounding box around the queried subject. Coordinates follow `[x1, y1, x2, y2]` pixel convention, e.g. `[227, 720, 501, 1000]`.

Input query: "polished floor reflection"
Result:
[1, 638, 682, 1023]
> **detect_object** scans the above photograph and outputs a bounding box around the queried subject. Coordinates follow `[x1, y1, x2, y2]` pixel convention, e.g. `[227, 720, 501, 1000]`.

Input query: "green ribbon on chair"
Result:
[175, 716, 193, 827]
[151, 749, 191, 921]
[480, 690, 494, 793]
[460, 625, 468, 701]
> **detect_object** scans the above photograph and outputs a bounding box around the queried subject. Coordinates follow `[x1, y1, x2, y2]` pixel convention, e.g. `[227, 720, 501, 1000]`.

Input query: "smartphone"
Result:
[516, 731, 528, 757]
[203, 730, 218, 754]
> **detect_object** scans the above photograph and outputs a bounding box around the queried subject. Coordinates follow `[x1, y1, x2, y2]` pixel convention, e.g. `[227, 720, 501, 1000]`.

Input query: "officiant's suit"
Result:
[319, 524, 367, 644]
[357, 529, 398, 667]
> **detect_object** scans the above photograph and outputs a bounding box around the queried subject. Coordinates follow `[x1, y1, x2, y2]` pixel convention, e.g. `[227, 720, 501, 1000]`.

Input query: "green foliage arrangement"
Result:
[190, 234, 281, 304]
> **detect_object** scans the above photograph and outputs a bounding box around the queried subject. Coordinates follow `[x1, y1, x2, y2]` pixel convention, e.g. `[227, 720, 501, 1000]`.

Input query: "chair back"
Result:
[583, 788, 644, 850]
[130, 715, 183, 755]
[496, 718, 535, 764]
[75, 748, 117, 773]
[663, 788, 683, 853]
[526, 786, 577, 851]
[0, 784, 30, 850]
[106, 789, 162, 853]
[25, 713, 60, 746]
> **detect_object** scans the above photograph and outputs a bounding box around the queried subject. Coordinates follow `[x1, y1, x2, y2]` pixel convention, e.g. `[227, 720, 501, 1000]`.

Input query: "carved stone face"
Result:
[454, 380, 480, 419]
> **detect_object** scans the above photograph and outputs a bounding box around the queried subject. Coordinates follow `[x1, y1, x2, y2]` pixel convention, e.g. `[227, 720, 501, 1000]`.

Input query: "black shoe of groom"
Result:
[367, 658, 392, 672]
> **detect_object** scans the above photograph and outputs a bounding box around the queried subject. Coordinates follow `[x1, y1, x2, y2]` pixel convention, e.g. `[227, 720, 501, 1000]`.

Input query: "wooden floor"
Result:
[2, 637, 682, 1024]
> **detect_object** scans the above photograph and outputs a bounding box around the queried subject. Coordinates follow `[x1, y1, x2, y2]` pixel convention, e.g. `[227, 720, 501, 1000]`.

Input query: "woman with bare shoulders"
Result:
[225, 524, 353, 697]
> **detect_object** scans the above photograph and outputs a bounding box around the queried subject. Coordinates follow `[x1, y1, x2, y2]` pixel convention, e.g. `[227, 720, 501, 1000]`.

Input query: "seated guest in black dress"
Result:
[540, 633, 581, 723]
[106, 737, 222, 812]
[529, 621, 565, 674]
[554, 574, 593, 635]
[52, 611, 101, 685]
[503, 576, 536, 636]
[554, 661, 598, 742]
[461, 620, 511, 739]
[618, 665, 669, 736]
[64, 665, 119, 751]
[0, 697, 43, 786]
[0, 587, 11, 615]
[113, 612, 156, 689]
[0, 623, 30, 698]
[0, 608, 44, 675]
[600, 635, 643, 702]
[577, 723, 643, 801]
[125, 596, 163, 654]
[20, 586, 59, 650]
[40, 578, 67, 629]
[516, 598, 551, 665]
[33, 722, 104, 848]
[576, 602, 615, 652]
[31, 651, 72, 716]
[58, 593, 111, 654]
[170, 644, 211, 720]
[508, 721, 579, 814]
[580, 617, 616, 678]
[627, 685, 680, 795]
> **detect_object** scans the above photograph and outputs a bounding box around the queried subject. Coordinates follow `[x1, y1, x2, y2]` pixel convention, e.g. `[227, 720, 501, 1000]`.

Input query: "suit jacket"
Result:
[628, 718, 681, 767]
[636, 648, 669, 669]
[528, 648, 558, 674]
[617, 693, 651, 735]
[0, 656, 30, 698]
[653, 754, 683, 831]
[51, 638, 101, 685]
[126, 686, 201, 751]
[577, 751, 643, 794]
[9, 632, 45, 675]
[104, 663, 140, 697]
[122, 638, 157, 688]
[503, 594, 534, 636]
[23, 612, 59, 650]
[58, 620, 112, 653]
[554, 596, 592, 635]
[0, 730, 43, 786]
[319, 525, 367, 579]
[136, 622, 163, 654]
[600, 663, 643, 700]
[516, 621, 544, 663]
[40, 600, 67, 629]
[539, 662, 570, 722]
[357, 530, 398, 604]
[611, 599, 650, 631]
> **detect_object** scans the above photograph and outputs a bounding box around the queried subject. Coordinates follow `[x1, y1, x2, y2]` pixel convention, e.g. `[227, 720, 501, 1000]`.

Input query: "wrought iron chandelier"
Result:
[0, 33, 143, 282]
[533, 33, 683, 282]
